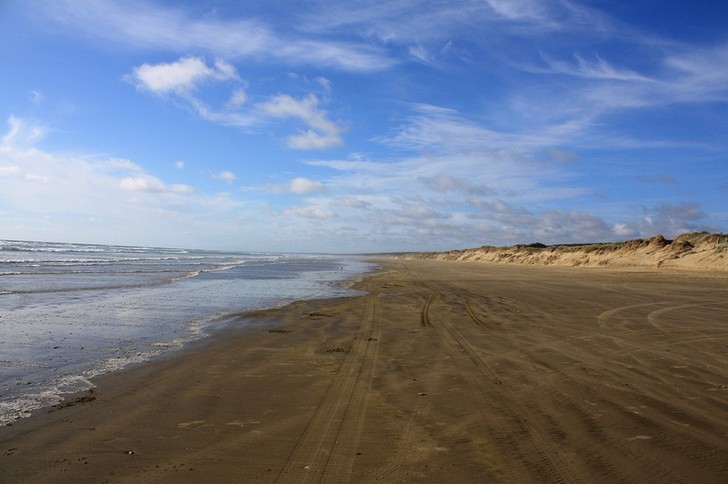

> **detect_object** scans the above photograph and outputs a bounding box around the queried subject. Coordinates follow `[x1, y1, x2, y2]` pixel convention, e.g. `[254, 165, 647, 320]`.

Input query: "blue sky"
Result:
[1, 1, 726, 252]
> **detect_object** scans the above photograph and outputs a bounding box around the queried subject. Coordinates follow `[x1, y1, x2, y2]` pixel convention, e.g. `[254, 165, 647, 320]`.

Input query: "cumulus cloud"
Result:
[127, 57, 343, 150]
[289, 177, 324, 194]
[226, 89, 247, 108]
[126, 56, 259, 130]
[266, 177, 325, 194]
[213, 171, 237, 182]
[128, 56, 239, 94]
[258, 94, 343, 149]
[610, 202, 711, 240]
[119, 175, 194, 194]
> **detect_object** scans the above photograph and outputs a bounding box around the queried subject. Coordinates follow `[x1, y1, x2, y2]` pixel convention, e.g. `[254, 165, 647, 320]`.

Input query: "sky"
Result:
[1, 1, 727, 253]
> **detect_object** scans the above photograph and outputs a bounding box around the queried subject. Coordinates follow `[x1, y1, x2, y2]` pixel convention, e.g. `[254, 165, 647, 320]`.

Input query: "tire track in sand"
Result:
[420, 294, 433, 327]
[276, 294, 380, 483]
[423, 290, 574, 483]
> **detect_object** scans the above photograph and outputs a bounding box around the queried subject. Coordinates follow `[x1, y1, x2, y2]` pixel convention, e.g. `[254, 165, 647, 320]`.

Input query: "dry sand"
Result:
[1, 259, 727, 483]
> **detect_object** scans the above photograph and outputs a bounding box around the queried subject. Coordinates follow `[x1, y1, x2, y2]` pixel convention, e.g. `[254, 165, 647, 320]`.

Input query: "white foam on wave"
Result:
[0, 374, 94, 426]
[0, 245, 374, 427]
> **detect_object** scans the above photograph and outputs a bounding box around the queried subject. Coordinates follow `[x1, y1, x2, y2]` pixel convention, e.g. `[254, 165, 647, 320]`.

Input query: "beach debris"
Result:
[48, 395, 97, 412]
[325, 346, 350, 353]
[308, 312, 332, 319]
[126, 450, 135, 455]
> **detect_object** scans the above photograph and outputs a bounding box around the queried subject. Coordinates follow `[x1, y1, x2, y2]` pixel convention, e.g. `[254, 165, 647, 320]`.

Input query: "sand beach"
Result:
[1, 258, 727, 482]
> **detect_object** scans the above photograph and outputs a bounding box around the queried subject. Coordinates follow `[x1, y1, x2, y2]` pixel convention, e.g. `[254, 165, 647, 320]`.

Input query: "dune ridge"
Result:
[405, 232, 728, 271]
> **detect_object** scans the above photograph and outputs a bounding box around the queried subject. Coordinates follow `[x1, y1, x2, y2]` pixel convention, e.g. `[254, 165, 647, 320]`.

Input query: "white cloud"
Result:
[282, 206, 337, 219]
[213, 171, 237, 182]
[0, 114, 714, 251]
[258, 94, 343, 149]
[485, 0, 549, 22]
[128, 56, 239, 94]
[265, 177, 325, 194]
[0, 117, 231, 246]
[338, 197, 371, 209]
[420, 174, 491, 195]
[38, 1, 393, 72]
[1, 116, 46, 149]
[127, 58, 343, 150]
[119, 176, 160, 192]
[609, 202, 710, 240]
[175, 160, 185, 169]
[24, 173, 49, 183]
[226, 89, 247, 108]
[538, 53, 652, 82]
[663, 43, 728, 103]
[13, 4, 727, 251]
[289, 177, 324, 194]
[30, 90, 44, 105]
[0, 165, 21, 176]
[119, 175, 194, 194]
[300, 103, 715, 248]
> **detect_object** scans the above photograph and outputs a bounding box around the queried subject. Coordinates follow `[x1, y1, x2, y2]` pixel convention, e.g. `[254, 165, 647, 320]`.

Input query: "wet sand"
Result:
[1, 260, 727, 483]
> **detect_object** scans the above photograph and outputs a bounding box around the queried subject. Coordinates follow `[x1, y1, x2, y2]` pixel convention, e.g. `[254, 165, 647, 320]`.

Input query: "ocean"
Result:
[0, 239, 374, 426]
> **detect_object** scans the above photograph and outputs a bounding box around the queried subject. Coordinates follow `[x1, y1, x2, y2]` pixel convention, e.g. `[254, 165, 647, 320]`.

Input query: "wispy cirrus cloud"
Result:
[1, 116, 47, 149]
[535, 42, 728, 113]
[536, 52, 653, 82]
[35, 0, 393, 72]
[663, 42, 728, 103]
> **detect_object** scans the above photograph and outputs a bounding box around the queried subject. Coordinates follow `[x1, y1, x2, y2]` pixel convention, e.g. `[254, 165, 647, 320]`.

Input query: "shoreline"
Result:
[0, 252, 373, 428]
[2, 259, 727, 482]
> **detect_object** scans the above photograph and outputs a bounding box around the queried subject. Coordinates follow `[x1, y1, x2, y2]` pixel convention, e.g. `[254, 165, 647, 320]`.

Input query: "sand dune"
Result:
[406, 232, 728, 271]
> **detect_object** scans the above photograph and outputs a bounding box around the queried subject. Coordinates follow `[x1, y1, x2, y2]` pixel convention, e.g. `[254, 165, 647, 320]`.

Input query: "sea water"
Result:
[0, 240, 374, 426]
